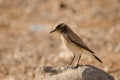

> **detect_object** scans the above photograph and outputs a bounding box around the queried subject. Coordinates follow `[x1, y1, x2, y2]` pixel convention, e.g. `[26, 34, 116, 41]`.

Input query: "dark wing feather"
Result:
[67, 34, 95, 54]
[68, 36, 103, 63]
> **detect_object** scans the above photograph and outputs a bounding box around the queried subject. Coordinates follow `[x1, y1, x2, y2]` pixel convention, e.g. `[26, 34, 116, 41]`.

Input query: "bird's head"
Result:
[50, 23, 68, 33]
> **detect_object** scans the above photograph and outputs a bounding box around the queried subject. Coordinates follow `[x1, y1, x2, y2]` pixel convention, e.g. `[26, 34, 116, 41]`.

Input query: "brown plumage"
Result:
[50, 23, 103, 66]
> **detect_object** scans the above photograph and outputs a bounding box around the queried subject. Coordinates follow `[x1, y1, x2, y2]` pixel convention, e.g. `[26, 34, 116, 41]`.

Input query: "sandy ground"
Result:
[0, 0, 120, 80]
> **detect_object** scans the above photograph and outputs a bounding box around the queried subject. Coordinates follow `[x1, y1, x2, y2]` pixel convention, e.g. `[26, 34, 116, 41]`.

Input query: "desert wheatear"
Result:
[50, 23, 103, 66]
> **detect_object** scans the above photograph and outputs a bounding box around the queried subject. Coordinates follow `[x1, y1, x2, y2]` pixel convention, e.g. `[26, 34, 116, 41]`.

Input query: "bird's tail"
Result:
[92, 54, 103, 63]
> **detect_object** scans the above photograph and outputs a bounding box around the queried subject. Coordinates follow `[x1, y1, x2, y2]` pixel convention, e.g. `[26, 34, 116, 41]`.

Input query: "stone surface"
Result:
[35, 65, 114, 80]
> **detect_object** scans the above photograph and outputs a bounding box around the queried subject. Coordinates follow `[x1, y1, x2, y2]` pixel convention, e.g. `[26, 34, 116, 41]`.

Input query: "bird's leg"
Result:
[70, 52, 75, 66]
[75, 55, 81, 68]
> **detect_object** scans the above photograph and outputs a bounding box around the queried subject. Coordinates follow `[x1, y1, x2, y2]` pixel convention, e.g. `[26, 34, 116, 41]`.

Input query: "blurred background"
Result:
[0, 0, 120, 80]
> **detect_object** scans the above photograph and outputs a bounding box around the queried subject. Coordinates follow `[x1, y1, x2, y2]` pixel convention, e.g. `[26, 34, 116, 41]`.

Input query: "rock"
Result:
[34, 65, 114, 80]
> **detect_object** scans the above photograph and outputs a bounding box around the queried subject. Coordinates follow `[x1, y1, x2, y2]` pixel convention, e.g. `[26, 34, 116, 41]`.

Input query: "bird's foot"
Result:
[73, 64, 79, 69]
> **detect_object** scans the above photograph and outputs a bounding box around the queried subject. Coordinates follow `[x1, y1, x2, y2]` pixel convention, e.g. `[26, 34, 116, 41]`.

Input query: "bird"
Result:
[50, 23, 103, 67]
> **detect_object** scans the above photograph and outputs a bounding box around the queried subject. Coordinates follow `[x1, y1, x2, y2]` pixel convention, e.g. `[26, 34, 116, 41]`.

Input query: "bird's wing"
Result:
[67, 31, 95, 54]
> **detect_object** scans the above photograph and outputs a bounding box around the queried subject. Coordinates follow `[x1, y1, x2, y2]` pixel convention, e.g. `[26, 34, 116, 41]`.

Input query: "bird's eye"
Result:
[56, 25, 62, 29]
[60, 27, 63, 29]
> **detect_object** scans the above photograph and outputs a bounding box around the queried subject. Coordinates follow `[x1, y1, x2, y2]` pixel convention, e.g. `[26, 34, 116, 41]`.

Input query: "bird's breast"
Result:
[60, 35, 82, 53]
[60, 35, 68, 46]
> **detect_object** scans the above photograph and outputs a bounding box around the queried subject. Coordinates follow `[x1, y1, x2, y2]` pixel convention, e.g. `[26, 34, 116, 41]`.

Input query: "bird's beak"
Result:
[50, 29, 56, 33]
